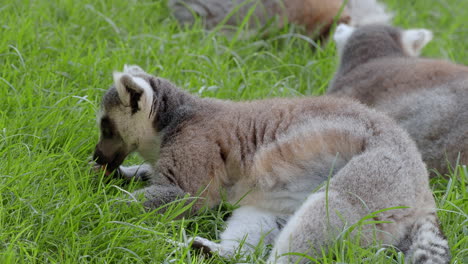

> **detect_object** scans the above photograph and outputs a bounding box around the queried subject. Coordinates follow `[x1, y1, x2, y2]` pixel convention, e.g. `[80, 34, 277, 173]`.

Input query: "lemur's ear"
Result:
[334, 24, 355, 57]
[113, 72, 152, 114]
[123, 64, 147, 75]
[401, 29, 433, 57]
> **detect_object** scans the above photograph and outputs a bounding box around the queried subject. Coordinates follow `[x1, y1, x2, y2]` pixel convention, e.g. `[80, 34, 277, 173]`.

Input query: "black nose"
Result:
[93, 147, 109, 165]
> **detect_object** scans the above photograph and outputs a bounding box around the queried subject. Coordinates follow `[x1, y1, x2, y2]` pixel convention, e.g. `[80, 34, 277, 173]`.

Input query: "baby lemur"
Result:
[328, 24, 468, 175]
[93, 65, 449, 263]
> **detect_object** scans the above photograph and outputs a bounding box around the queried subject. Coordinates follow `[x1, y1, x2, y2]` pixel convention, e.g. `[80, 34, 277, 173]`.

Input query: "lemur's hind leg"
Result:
[268, 190, 371, 264]
[192, 206, 285, 258]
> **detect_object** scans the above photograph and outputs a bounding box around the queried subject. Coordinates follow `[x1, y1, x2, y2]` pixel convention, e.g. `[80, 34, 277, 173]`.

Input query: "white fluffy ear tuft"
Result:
[123, 64, 146, 75]
[334, 24, 356, 57]
[113, 71, 154, 112]
[113, 72, 131, 106]
[401, 29, 433, 57]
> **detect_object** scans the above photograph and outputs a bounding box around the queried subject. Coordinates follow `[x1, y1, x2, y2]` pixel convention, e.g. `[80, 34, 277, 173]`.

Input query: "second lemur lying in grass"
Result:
[92, 65, 449, 263]
[169, 0, 393, 39]
[328, 24, 468, 175]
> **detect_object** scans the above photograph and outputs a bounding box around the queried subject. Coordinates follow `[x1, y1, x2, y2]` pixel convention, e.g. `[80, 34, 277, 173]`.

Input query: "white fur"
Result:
[334, 24, 356, 58]
[110, 71, 160, 163]
[401, 29, 433, 56]
[109, 105, 160, 161]
[119, 164, 153, 180]
[133, 76, 155, 111]
[123, 64, 146, 75]
[192, 206, 283, 257]
[113, 72, 130, 106]
[346, 0, 393, 26]
[113, 71, 154, 109]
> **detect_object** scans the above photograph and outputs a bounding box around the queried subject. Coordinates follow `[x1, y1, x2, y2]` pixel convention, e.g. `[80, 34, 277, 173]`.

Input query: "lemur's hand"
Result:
[118, 165, 152, 181]
[90, 160, 152, 182]
[89, 160, 120, 177]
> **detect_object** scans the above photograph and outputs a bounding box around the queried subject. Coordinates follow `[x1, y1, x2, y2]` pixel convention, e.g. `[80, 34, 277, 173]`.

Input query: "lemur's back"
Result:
[329, 24, 468, 174]
[166, 96, 433, 214]
[333, 59, 468, 174]
[329, 57, 468, 104]
[379, 76, 468, 173]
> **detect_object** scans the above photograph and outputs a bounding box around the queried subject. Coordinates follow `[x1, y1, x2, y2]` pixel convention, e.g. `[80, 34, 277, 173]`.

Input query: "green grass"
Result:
[1, 0, 467, 263]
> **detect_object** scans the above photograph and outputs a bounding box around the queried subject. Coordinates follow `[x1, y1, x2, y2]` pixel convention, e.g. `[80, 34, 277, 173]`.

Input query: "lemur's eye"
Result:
[100, 117, 114, 138]
[102, 127, 113, 138]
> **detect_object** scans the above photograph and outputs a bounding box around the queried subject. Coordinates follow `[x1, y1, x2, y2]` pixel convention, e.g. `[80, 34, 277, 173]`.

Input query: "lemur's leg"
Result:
[267, 190, 369, 264]
[131, 184, 189, 212]
[191, 206, 285, 258]
[117, 164, 153, 181]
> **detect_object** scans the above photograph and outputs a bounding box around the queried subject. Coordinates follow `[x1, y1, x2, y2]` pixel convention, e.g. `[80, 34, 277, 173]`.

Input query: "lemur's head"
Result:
[93, 65, 160, 172]
[333, 24, 433, 68]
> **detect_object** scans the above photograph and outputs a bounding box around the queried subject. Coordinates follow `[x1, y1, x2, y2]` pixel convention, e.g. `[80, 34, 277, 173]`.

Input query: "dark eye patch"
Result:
[100, 116, 115, 138]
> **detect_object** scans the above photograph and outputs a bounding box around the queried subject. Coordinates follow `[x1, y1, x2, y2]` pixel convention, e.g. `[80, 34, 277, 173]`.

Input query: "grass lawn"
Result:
[1, 0, 467, 263]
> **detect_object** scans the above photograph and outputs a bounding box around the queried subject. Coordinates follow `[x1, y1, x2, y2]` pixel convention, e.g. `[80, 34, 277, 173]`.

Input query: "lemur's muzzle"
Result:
[93, 144, 127, 173]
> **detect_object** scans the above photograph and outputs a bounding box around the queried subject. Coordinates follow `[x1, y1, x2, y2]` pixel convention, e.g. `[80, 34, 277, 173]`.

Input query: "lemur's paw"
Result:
[89, 160, 124, 180]
[119, 164, 153, 181]
[89, 161, 111, 176]
[89, 161, 102, 173]
[135, 170, 151, 181]
[189, 236, 220, 255]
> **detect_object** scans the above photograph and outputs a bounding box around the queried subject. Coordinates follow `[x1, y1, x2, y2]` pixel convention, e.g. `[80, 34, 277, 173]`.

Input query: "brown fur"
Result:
[281, 0, 350, 36]
[143, 97, 371, 208]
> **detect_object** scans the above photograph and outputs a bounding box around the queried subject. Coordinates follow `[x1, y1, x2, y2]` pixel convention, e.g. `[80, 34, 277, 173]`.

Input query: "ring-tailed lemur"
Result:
[328, 23, 468, 175]
[168, 0, 393, 39]
[93, 65, 449, 263]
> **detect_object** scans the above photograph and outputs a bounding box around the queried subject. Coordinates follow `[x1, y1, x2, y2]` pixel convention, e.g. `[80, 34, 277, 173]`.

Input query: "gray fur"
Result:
[328, 24, 468, 175]
[397, 212, 450, 264]
[93, 65, 448, 263]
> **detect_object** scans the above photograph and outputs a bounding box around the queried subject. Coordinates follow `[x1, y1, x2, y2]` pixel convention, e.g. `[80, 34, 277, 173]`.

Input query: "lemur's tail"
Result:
[346, 0, 393, 26]
[402, 212, 451, 264]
